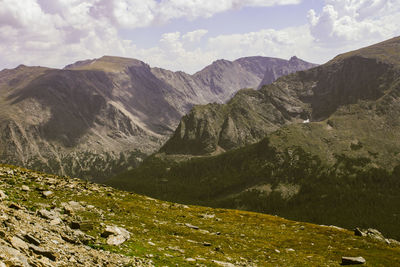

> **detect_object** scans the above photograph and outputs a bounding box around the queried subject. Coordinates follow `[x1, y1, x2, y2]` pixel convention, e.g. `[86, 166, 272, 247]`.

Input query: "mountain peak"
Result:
[64, 55, 146, 72]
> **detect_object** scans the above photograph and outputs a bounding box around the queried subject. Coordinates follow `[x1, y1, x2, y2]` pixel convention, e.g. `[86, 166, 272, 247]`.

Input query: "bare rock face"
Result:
[0, 55, 316, 180]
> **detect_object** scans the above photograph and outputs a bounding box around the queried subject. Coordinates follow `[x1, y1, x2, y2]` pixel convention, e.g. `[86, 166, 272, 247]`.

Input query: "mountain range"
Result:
[108, 37, 400, 240]
[0, 55, 316, 180]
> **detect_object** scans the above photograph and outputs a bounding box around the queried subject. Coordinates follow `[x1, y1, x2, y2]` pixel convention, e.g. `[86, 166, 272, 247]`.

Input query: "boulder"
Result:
[102, 225, 130, 239]
[102, 225, 130, 246]
[341, 256, 366, 265]
[107, 235, 126, 246]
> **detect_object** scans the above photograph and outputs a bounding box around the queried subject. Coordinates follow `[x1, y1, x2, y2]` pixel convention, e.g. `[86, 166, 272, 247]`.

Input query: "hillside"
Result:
[161, 37, 400, 168]
[0, 56, 316, 181]
[108, 138, 400, 240]
[108, 37, 400, 240]
[1, 164, 400, 266]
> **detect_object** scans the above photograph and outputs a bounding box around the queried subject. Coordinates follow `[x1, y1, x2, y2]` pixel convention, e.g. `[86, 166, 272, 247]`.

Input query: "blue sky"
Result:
[122, 1, 324, 48]
[0, 0, 399, 73]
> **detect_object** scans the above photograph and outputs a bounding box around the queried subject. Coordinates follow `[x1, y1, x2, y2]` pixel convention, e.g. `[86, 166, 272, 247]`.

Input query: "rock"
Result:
[185, 223, 199, 230]
[21, 185, 30, 191]
[0, 190, 8, 201]
[38, 209, 57, 220]
[354, 228, 365, 237]
[67, 201, 84, 211]
[387, 238, 400, 247]
[102, 225, 130, 246]
[107, 235, 126, 246]
[102, 225, 130, 239]
[50, 218, 62, 225]
[203, 242, 212, 246]
[341, 256, 366, 265]
[29, 244, 57, 261]
[366, 228, 385, 241]
[185, 258, 196, 262]
[42, 191, 53, 198]
[212, 260, 236, 267]
[10, 236, 29, 251]
[0, 245, 30, 267]
[23, 234, 41, 246]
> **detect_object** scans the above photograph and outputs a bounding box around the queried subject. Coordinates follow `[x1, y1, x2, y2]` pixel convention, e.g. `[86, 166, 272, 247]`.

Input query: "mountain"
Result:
[0, 55, 316, 180]
[161, 37, 400, 163]
[108, 37, 400, 239]
[1, 164, 400, 266]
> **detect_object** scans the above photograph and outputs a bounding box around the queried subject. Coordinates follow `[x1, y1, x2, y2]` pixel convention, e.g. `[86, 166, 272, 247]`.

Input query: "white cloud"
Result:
[308, 0, 400, 47]
[183, 29, 208, 43]
[0, 0, 303, 70]
[1, 0, 400, 74]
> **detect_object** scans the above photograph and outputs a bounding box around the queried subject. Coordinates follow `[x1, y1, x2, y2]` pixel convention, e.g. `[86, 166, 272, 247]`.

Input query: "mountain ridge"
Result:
[161, 36, 400, 157]
[0, 55, 316, 180]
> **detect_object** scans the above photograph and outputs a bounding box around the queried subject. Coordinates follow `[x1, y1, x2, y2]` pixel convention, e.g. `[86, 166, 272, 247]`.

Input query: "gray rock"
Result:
[29, 244, 57, 261]
[0, 245, 30, 267]
[42, 191, 54, 198]
[107, 235, 126, 246]
[102, 225, 130, 239]
[0, 190, 8, 201]
[21, 185, 30, 191]
[10, 236, 29, 251]
[102, 225, 131, 246]
[341, 256, 366, 265]
[38, 209, 57, 220]
[185, 223, 199, 230]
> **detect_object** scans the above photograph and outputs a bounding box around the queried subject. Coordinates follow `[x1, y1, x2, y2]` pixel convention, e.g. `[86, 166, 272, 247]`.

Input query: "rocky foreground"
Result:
[1, 164, 400, 266]
[0, 166, 151, 266]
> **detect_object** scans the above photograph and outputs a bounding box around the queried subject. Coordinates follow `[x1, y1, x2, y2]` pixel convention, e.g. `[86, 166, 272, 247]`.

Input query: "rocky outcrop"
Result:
[0, 169, 151, 266]
[0, 56, 316, 180]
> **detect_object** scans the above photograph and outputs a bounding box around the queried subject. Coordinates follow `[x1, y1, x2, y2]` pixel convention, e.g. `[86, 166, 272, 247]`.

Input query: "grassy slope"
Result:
[108, 137, 400, 241]
[2, 164, 400, 266]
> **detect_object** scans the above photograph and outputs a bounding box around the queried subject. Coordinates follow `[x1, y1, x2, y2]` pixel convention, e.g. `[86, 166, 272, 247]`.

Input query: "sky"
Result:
[1, 0, 399, 74]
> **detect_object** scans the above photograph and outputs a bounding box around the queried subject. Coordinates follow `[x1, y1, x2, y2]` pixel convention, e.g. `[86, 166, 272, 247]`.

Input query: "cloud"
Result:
[0, 0, 302, 70]
[1, 0, 400, 75]
[182, 29, 208, 43]
[308, 0, 400, 47]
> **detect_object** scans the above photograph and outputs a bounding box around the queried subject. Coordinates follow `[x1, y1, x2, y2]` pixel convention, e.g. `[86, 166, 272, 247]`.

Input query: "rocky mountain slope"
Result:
[0, 56, 316, 181]
[161, 36, 400, 165]
[1, 164, 400, 266]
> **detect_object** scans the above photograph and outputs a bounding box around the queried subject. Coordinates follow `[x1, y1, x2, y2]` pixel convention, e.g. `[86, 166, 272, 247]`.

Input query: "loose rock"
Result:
[341, 256, 366, 265]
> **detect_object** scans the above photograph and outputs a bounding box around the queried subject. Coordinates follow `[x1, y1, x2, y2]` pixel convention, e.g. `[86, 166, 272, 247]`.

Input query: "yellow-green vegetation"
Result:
[2, 164, 400, 266]
[108, 137, 400, 241]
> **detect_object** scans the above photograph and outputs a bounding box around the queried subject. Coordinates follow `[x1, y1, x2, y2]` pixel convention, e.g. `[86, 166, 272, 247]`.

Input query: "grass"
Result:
[2, 164, 400, 266]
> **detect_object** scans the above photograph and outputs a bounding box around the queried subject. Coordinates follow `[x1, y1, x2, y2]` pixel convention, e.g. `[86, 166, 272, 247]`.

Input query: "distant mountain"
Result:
[0, 55, 316, 180]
